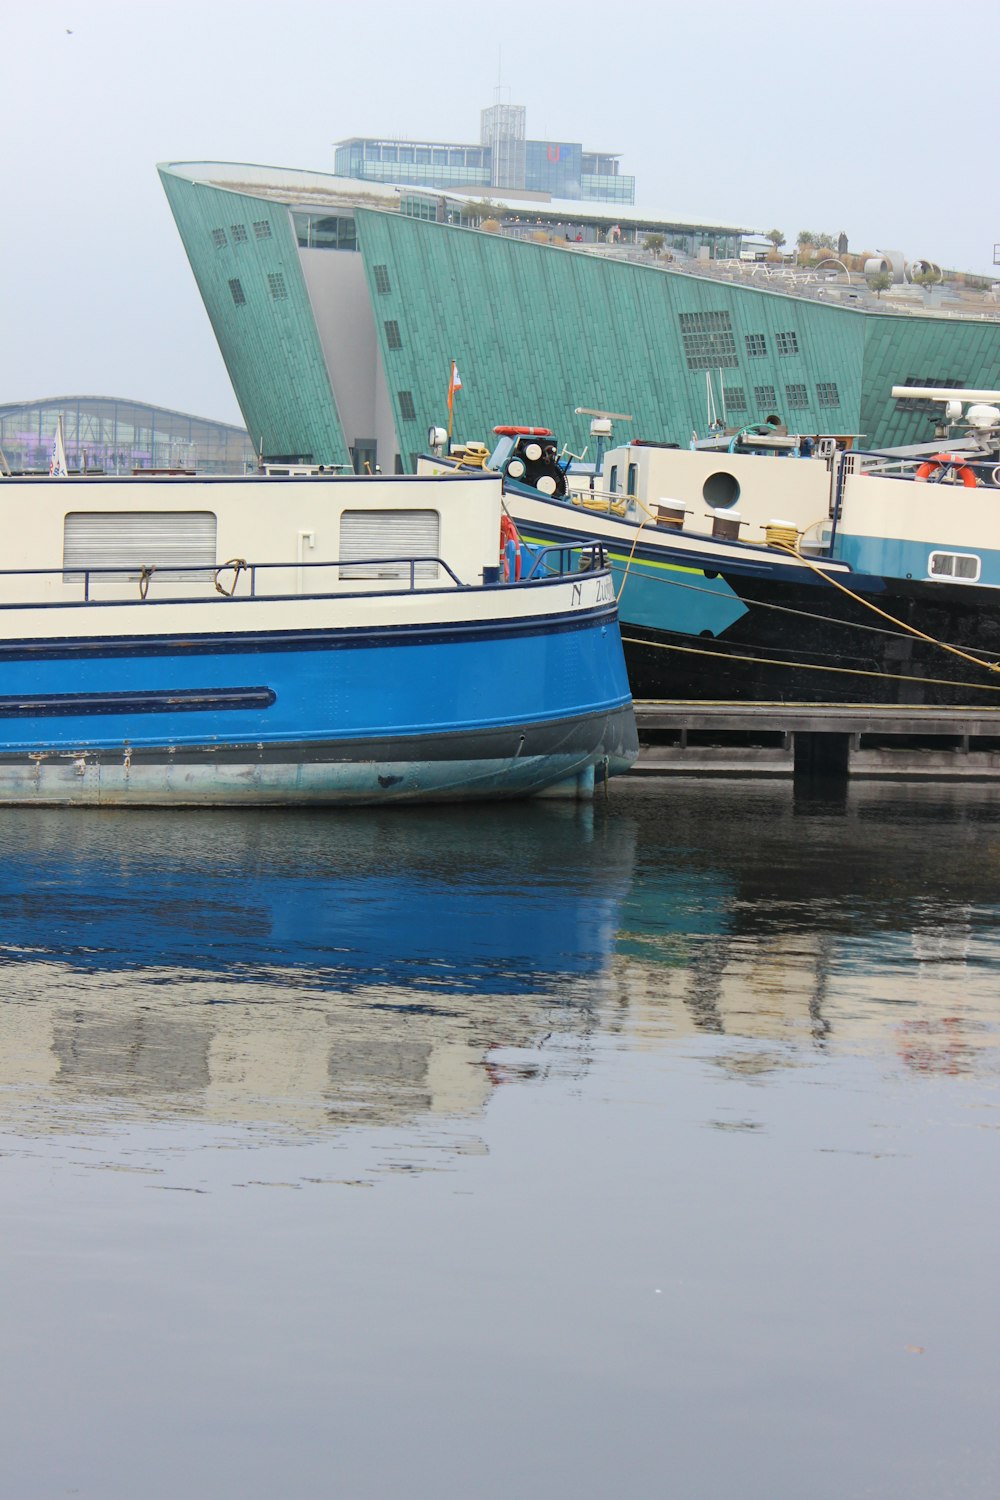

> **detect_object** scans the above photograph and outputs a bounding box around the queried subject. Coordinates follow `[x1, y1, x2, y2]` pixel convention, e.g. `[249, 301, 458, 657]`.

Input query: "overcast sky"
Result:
[3, 0, 996, 425]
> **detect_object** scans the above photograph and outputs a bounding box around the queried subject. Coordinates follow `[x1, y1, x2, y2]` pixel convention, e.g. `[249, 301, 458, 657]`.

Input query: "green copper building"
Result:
[159, 161, 1000, 472]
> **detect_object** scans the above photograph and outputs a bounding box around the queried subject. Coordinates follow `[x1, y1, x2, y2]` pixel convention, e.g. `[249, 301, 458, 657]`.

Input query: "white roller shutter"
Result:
[339, 509, 439, 581]
[63, 511, 217, 581]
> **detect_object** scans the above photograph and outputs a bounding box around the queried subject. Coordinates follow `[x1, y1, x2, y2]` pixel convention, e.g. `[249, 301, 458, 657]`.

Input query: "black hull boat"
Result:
[424, 393, 1000, 708]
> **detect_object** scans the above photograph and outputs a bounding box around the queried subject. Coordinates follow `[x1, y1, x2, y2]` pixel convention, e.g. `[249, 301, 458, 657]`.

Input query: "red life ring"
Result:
[914, 453, 977, 488]
[500, 513, 522, 581]
[492, 425, 553, 437]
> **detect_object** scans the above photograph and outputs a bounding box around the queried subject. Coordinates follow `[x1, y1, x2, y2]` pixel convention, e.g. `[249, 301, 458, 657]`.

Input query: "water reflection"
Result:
[0, 804, 634, 1140]
[610, 780, 1000, 1078]
[5, 784, 999, 1500]
[1, 782, 999, 1155]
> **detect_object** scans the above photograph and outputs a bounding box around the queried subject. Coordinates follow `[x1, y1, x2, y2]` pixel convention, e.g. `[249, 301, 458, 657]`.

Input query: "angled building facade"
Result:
[159, 162, 1000, 475]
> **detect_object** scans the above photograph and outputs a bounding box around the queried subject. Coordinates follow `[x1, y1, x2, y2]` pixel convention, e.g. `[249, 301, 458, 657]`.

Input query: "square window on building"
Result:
[228, 278, 246, 306]
[745, 333, 767, 357]
[384, 320, 402, 350]
[373, 264, 391, 295]
[785, 384, 809, 409]
[677, 311, 738, 370]
[817, 382, 840, 407]
[398, 391, 416, 421]
[724, 386, 747, 411]
[211, 228, 228, 249]
[267, 272, 288, 300]
[252, 220, 272, 240]
[776, 331, 799, 356]
[754, 385, 778, 411]
[230, 224, 248, 244]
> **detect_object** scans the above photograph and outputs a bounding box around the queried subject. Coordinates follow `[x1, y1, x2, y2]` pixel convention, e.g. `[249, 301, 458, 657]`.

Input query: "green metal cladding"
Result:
[158, 167, 351, 465]
[357, 211, 1000, 457]
[357, 209, 870, 459]
[160, 172, 1000, 467]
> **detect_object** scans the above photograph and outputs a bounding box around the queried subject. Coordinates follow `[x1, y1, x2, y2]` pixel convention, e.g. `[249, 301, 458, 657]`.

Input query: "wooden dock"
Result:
[631, 702, 1000, 780]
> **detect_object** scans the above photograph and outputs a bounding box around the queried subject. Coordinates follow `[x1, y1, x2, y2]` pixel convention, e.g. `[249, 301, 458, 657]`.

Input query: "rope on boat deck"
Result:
[214, 558, 248, 596]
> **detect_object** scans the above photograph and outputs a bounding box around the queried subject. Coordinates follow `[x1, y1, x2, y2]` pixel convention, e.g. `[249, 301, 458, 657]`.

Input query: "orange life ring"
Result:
[500, 513, 522, 581]
[492, 425, 553, 437]
[914, 453, 977, 488]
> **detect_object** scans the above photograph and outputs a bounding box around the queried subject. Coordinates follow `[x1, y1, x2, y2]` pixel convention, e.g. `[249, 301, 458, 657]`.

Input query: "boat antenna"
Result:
[574, 408, 632, 477]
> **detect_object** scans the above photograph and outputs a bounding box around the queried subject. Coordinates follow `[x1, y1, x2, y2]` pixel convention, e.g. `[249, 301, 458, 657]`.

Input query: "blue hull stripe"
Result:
[0, 686, 276, 717]
[0, 609, 632, 754]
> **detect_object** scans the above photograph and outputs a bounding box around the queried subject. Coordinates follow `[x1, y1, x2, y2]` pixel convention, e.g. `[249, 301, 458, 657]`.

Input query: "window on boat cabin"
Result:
[267, 272, 288, 301]
[928, 551, 981, 583]
[228, 278, 245, 307]
[724, 386, 747, 412]
[627, 463, 638, 497]
[609, 464, 618, 494]
[776, 330, 799, 356]
[745, 333, 767, 357]
[211, 228, 228, 249]
[786, 384, 809, 409]
[63, 512, 218, 585]
[817, 382, 840, 408]
[230, 223, 248, 244]
[339, 509, 440, 581]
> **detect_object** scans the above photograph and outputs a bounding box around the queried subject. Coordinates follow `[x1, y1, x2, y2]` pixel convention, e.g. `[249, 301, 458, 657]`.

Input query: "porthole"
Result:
[702, 471, 741, 509]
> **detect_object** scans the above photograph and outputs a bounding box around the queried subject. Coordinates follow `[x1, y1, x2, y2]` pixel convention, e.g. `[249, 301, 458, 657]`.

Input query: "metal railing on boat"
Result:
[0, 541, 610, 607]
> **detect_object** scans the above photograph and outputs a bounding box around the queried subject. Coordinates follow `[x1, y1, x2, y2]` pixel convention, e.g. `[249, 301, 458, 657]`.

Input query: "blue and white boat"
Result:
[0, 464, 637, 804]
[428, 394, 1000, 707]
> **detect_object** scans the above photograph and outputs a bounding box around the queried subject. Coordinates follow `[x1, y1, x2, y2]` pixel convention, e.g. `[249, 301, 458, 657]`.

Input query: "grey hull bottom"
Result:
[0, 706, 638, 806]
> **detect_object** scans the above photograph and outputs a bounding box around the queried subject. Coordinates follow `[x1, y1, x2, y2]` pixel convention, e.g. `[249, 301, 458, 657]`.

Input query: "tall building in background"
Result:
[159, 160, 1000, 477]
[480, 100, 526, 193]
[334, 95, 635, 205]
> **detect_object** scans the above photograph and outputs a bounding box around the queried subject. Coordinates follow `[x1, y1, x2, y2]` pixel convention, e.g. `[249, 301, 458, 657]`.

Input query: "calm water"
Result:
[2, 783, 999, 1499]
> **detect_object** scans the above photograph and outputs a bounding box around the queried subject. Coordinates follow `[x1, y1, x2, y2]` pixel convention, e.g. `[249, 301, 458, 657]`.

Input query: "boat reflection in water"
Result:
[0, 804, 635, 1141]
[1, 780, 998, 1161]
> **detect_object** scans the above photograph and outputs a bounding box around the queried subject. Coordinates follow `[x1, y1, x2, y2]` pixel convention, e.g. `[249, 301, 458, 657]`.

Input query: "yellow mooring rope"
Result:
[610, 515, 1000, 682]
[771, 540, 1000, 677]
[619, 635, 1000, 694]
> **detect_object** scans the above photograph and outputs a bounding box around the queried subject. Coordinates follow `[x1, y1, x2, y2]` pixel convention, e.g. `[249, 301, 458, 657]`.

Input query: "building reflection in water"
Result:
[609, 780, 1000, 1078]
[0, 804, 635, 1139]
[1, 781, 998, 1152]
